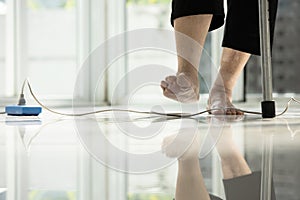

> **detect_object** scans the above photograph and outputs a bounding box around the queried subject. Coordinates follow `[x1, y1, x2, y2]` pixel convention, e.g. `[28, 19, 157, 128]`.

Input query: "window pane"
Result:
[26, 0, 77, 98]
[127, 0, 171, 31]
[246, 0, 300, 94]
[0, 0, 6, 97]
[126, 0, 174, 104]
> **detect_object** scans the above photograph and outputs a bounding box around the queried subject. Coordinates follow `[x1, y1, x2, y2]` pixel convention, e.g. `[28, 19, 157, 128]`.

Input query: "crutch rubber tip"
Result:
[261, 101, 276, 118]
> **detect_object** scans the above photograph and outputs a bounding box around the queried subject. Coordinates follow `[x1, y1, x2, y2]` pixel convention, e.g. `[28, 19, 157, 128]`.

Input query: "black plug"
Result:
[18, 94, 26, 106]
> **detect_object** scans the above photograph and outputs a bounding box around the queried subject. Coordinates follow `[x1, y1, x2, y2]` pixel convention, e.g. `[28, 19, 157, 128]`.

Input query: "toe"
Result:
[166, 76, 177, 83]
[210, 109, 225, 115]
[228, 108, 244, 115]
[236, 109, 244, 115]
[225, 109, 233, 115]
[163, 88, 177, 100]
[160, 80, 168, 89]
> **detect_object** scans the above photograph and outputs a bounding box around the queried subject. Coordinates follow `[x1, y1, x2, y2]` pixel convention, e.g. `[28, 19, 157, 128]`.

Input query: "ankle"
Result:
[178, 156, 199, 166]
[178, 62, 198, 76]
[209, 86, 232, 101]
[177, 70, 199, 85]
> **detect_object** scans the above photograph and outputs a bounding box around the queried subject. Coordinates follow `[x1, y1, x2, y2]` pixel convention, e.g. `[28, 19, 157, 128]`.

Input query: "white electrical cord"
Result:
[0, 79, 299, 118]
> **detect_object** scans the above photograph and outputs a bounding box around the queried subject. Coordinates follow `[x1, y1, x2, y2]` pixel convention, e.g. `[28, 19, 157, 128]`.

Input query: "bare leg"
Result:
[216, 126, 251, 179]
[176, 159, 211, 200]
[208, 48, 251, 115]
[161, 15, 213, 103]
[209, 120, 265, 199]
[162, 129, 211, 200]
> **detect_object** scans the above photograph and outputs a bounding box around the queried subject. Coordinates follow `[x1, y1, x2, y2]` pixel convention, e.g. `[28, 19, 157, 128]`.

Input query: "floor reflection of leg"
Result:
[216, 126, 276, 200]
[216, 127, 251, 179]
[176, 158, 211, 200]
[163, 130, 212, 200]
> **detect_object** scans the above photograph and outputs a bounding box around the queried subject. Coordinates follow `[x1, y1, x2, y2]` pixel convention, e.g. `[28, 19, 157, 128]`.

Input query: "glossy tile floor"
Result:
[0, 101, 300, 200]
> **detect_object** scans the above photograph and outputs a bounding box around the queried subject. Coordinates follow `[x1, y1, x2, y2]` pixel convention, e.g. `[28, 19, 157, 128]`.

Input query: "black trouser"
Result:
[171, 0, 278, 55]
[174, 172, 276, 200]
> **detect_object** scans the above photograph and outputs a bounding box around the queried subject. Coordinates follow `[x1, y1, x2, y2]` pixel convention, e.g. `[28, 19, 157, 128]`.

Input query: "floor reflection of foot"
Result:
[207, 86, 244, 115]
[161, 128, 201, 161]
[160, 72, 199, 103]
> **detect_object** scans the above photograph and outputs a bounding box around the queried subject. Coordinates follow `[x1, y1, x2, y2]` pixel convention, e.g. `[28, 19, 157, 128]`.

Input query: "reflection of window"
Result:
[0, 131, 6, 200]
[29, 190, 76, 200]
[0, 190, 6, 200]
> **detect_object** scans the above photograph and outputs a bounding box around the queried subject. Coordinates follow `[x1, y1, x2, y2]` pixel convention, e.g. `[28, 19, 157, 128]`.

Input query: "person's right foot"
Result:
[160, 72, 199, 103]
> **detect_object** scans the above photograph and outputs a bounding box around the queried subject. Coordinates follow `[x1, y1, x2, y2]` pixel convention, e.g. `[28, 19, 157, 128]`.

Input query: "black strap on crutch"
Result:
[259, 0, 276, 118]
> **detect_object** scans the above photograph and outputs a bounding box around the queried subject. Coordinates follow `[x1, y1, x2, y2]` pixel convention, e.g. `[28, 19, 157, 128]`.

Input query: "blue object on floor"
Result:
[5, 105, 42, 116]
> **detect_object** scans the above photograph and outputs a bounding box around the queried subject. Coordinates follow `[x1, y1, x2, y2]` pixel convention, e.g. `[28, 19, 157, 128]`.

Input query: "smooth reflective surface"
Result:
[1, 103, 300, 200]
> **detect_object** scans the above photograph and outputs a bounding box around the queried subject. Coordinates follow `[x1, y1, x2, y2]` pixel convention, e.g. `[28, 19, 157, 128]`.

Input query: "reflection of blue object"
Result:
[5, 105, 42, 116]
[0, 191, 6, 200]
[5, 119, 42, 126]
[35, 0, 67, 8]
[33, 191, 70, 200]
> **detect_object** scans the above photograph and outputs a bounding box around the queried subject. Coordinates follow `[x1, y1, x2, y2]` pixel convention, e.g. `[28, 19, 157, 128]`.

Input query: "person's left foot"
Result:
[207, 85, 244, 115]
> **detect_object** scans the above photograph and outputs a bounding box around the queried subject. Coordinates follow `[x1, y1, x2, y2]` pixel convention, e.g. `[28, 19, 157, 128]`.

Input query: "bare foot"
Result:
[207, 85, 244, 115]
[160, 72, 199, 103]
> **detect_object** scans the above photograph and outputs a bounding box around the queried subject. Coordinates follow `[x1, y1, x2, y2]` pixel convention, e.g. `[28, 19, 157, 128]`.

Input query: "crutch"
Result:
[259, 0, 276, 118]
[259, 1, 276, 199]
